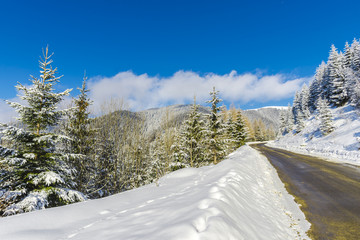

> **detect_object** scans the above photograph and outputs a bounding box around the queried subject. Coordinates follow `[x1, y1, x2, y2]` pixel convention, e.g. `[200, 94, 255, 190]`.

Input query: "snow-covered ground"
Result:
[269, 105, 360, 166]
[0, 146, 309, 240]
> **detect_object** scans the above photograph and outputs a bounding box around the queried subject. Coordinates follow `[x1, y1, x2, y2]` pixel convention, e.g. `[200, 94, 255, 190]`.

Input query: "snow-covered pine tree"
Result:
[147, 133, 169, 182]
[279, 105, 295, 136]
[253, 119, 267, 141]
[223, 109, 236, 151]
[309, 62, 327, 112]
[175, 97, 205, 167]
[351, 39, 360, 72]
[292, 90, 302, 124]
[170, 129, 188, 170]
[286, 105, 294, 133]
[317, 97, 334, 135]
[344, 41, 353, 69]
[0, 47, 86, 216]
[352, 80, 360, 107]
[205, 87, 224, 164]
[327, 45, 349, 106]
[295, 111, 305, 134]
[300, 84, 310, 119]
[278, 111, 287, 136]
[232, 110, 248, 148]
[61, 75, 94, 193]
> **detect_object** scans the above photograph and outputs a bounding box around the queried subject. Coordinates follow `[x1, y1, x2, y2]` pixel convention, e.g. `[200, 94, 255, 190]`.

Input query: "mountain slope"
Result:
[139, 104, 286, 137]
[243, 106, 288, 130]
[269, 105, 360, 165]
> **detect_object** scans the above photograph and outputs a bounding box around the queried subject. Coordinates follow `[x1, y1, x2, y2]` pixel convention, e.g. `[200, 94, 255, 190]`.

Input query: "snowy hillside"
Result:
[0, 146, 309, 240]
[243, 106, 287, 130]
[139, 104, 286, 136]
[140, 104, 210, 136]
[269, 105, 360, 166]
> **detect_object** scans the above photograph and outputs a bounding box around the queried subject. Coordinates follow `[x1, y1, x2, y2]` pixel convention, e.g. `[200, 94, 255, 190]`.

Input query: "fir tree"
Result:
[253, 120, 266, 141]
[351, 39, 360, 71]
[224, 110, 236, 151]
[205, 87, 224, 164]
[286, 105, 295, 133]
[292, 91, 302, 124]
[0, 47, 85, 216]
[300, 84, 310, 118]
[176, 98, 205, 167]
[317, 98, 334, 135]
[279, 111, 287, 135]
[232, 110, 248, 148]
[344, 41, 353, 68]
[295, 111, 305, 133]
[309, 62, 326, 112]
[170, 129, 188, 170]
[61, 75, 94, 193]
[327, 45, 349, 106]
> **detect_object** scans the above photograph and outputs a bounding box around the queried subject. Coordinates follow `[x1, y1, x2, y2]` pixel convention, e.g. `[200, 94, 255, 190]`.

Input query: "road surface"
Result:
[251, 143, 360, 240]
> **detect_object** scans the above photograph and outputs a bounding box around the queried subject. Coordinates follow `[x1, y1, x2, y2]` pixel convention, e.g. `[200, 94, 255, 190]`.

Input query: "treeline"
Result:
[280, 38, 360, 136]
[0, 48, 254, 216]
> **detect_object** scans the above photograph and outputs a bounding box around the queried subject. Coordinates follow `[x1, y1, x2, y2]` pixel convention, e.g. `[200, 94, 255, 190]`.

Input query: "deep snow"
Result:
[269, 105, 360, 166]
[0, 146, 310, 240]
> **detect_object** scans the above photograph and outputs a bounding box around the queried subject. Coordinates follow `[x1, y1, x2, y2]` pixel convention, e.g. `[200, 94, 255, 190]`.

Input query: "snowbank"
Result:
[269, 105, 360, 166]
[0, 146, 309, 240]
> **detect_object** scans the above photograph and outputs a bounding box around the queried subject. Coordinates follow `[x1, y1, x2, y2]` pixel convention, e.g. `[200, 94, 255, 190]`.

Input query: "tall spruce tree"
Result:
[351, 39, 360, 71]
[0, 47, 85, 216]
[205, 87, 224, 164]
[300, 84, 310, 118]
[177, 98, 205, 167]
[317, 98, 334, 135]
[232, 110, 248, 148]
[328, 45, 349, 106]
[309, 62, 327, 112]
[62, 75, 94, 193]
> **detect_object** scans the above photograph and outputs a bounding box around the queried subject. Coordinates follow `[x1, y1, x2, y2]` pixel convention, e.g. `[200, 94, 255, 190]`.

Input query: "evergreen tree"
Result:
[279, 111, 287, 135]
[279, 105, 294, 135]
[327, 45, 349, 106]
[351, 39, 360, 71]
[148, 133, 170, 182]
[295, 112, 305, 133]
[344, 42, 353, 68]
[309, 62, 326, 112]
[232, 110, 248, 148]
[351, 79, 360, 107]
[0, 47, 85, 216]
[176, 98, 206, 167]
[286, 105, 295, 133]
[253, 120, 266, 141]
[61, 75, 94, 193]
[223, 110, 236, 151]
[170, 129, 188, 170]
[205, 87, 224, 164]
[292, 91, 302, 124]
[300, 84, 310, 118]
[317, 98, 334, 135]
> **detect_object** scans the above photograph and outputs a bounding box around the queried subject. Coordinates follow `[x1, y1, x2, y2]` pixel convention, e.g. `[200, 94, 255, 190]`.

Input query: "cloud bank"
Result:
[0, 70, 309, 123]
[88, 70, 308, 113]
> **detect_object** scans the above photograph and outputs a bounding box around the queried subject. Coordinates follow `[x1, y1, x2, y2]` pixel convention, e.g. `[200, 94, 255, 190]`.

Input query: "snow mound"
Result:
[0, 146, 309, 240]
[270, 105, 360, 165]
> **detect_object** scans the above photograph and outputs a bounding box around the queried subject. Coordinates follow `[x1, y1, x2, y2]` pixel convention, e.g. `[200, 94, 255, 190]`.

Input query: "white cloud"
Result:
[0, 70, 309, 122]
[88, 70, 309, 113]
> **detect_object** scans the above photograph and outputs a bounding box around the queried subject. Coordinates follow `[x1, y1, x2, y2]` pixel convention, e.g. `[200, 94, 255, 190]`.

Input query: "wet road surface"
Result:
[251, 143, 360, 240]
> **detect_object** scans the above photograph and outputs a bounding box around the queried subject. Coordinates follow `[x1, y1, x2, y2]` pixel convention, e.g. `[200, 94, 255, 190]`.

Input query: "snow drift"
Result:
[270, 105, 360, 166]
[0, 146, 309, 240]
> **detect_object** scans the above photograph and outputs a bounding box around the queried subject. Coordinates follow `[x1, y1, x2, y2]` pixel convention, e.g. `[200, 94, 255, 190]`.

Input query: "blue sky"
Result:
[1, 0, 360, 119]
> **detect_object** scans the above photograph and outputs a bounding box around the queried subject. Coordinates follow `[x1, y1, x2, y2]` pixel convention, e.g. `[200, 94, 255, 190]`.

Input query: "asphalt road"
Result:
[251, 143, 360, 240]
